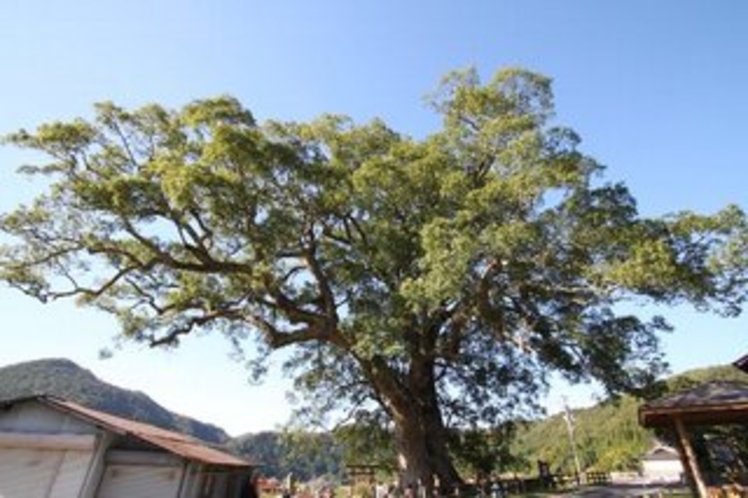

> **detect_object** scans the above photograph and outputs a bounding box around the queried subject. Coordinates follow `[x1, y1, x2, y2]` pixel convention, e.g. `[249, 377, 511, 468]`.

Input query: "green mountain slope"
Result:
[230, 431, 343, 481]
[230, 364, 748, 478]
[510, 364, 748, 474]
[0, 358, 229, 443]
[3, 357, 744, 477]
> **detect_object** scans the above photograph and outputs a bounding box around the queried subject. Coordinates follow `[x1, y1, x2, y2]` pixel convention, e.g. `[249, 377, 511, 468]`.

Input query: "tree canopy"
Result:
[1, 67, 746, 490]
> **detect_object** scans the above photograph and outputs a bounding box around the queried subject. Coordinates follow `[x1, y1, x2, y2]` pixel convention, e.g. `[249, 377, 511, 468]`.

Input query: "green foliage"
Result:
[333, 420, 397, 471]
[2, 67, 747, 484]
[449, 424, 521, 480]
[240, 365, 748, 480]
[230, 431, 343, 481]
[511, 364, 748, 474]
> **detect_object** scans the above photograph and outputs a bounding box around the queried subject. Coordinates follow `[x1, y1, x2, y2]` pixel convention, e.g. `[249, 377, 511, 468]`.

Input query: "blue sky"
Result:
[1, 1, 746, 435]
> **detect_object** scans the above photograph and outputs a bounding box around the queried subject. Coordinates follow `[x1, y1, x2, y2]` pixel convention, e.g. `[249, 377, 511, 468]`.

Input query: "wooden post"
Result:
[673, 416, 707, 498]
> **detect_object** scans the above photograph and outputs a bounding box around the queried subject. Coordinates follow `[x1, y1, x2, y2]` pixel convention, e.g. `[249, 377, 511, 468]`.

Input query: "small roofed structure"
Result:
[639, 380, 748, 497]
[640, 443, 683, 483]
[733, 354, 748, 374]
[639, 381, 748, 427]
[0, 395, 256, 497]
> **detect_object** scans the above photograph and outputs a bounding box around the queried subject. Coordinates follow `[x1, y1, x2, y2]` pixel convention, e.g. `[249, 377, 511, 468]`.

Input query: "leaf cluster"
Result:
[1, 68, 747, 437]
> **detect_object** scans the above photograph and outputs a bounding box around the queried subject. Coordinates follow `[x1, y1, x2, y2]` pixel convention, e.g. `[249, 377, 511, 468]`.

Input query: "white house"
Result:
[0, 395, 256, 498]
[640, 443, 684, 483]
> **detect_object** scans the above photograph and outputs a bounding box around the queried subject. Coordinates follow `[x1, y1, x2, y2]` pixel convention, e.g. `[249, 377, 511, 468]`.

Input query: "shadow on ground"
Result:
[546, 483, 690, 497]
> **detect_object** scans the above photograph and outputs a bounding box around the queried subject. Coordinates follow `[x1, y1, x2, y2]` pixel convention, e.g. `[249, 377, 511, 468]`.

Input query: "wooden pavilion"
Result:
[639, 379, 748, 497]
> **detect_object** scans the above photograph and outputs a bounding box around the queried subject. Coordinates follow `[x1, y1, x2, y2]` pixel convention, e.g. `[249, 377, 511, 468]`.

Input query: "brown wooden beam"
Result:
[673, 415, 707, 498]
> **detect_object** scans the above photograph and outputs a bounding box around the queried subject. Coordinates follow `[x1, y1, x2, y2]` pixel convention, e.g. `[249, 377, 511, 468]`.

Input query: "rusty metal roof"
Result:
[3, 395, 252, 468]
[639, 380, 748, 428]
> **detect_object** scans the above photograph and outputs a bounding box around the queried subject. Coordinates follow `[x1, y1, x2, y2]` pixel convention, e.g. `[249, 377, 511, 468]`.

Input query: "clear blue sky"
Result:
[1, 1, 746, 435]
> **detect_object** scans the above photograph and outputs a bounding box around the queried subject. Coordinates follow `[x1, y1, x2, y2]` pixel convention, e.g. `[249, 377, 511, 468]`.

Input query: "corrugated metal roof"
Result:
[639, 381, 748, 428]
[2, 396, 252, 468]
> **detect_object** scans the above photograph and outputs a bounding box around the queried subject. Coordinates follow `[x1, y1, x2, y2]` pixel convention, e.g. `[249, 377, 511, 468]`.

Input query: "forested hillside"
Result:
[0, 358, 228, 443]
[230, 431, 343, 481]
[510, 364, 748, 474]
[229, 364, 748, 479]
[2, 357, 745, 478]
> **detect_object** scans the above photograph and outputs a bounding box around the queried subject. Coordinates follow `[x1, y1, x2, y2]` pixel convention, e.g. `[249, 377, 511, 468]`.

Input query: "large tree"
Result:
[1, 68, 746, 490]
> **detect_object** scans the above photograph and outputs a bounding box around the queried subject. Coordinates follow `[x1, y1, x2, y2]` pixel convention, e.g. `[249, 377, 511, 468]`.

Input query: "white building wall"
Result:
[0, 402, 99, 498]
[642, 459, 683, 482]
[96, 463, 184, 498]
[80, 432, 115, 498]
[0, 447, 93, 498]
[0, 401, 253, 498]
[0, 402, 95, 435]
[49, 449, 96, 498]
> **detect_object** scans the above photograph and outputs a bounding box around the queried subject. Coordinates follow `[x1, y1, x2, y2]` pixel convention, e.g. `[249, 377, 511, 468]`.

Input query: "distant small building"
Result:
[640, 443, 683, 483]
[0, 395, 256, 497]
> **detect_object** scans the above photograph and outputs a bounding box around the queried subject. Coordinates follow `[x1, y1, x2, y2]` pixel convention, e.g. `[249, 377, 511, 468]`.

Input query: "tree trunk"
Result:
[369, 351, 463, 496]
[392, 405, 462, 496]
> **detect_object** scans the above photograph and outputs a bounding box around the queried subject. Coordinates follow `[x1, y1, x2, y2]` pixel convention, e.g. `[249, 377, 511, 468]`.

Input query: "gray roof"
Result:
[639, 381, 748, 428]
[642, 445, 680, 461]
[733, 354, 748, 374]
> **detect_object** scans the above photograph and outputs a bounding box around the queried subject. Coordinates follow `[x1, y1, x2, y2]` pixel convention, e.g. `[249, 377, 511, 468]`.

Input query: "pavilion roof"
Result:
[733, 354, 748, 374]
[639, 380, 748, 428]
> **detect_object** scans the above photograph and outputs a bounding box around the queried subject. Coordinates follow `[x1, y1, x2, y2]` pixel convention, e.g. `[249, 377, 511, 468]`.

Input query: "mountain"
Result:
[229, 431, 343, 481]
[232, 364, 748, 478]
[0, 358, 229, 444]
[3, 357, 745, 477]
[510, 364, 748, 474]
